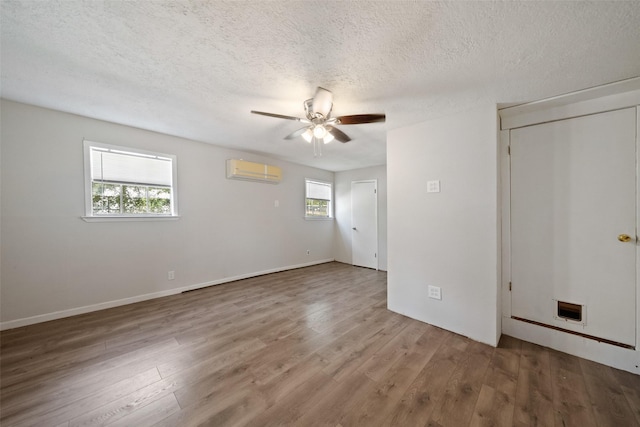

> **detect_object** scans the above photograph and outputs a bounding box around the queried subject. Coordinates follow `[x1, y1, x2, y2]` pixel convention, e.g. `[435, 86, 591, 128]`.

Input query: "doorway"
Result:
[509, 108, 637, 347]
[351, 180, 378, 269]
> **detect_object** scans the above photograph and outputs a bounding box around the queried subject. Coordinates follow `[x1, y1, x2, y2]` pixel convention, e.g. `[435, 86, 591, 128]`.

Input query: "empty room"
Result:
[1, 1, 639, 426]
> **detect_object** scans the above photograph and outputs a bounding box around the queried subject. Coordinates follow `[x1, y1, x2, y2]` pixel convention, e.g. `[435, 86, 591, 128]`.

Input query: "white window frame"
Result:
[305, 178, 333, 220]
[82, 140, 179, 222]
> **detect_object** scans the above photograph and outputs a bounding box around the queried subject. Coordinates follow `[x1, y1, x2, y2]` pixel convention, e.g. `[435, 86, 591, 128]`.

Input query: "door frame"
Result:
[499, 78, 640, 374]
[351, 179, 378, 270]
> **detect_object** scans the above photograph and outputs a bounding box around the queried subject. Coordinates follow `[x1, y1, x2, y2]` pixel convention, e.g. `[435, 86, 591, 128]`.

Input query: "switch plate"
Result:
[428, 285, 442, 300]
[274, 200, 279, 208]
[427, 180, 440, 193]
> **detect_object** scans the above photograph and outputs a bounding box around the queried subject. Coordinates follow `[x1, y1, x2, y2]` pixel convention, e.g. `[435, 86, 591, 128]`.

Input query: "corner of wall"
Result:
[387, 105, 500, 346]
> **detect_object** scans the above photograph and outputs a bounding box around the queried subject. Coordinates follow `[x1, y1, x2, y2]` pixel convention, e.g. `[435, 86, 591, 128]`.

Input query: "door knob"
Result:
[352, 227, 357, 230]
[618, 234, 632, 242]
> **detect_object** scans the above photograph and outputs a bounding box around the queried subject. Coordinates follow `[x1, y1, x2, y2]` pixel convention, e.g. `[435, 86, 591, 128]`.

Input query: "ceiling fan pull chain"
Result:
[313, 137, 322, 157]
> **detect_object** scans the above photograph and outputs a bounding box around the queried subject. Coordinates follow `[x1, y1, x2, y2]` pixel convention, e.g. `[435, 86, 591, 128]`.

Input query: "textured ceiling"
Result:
[2, 1, 639, 171]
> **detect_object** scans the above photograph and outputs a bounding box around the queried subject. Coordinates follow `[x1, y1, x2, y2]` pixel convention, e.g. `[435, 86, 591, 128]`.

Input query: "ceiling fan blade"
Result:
[251, 110, 304, 121]
[327, 126, 351, 143]
[336, 114, 386, 125]
[312, 87, 333, 117]
[284, 126, 310, 140]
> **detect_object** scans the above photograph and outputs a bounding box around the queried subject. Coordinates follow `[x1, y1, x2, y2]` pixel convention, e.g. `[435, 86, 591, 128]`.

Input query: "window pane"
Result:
[122, 185, 148, 214]
[92, 182, 121, 214]
[148, 187, 172, 214]
[304, 179, 332, 218]
[306, 198, 330, 217]
[85, 141, 176, 217]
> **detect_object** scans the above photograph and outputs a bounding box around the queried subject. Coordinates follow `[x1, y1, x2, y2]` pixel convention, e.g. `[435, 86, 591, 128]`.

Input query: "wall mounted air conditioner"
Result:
[226, 159, 282, 184]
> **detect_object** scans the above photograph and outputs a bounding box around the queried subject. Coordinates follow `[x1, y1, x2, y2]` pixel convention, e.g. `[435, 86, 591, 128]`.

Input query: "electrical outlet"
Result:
[168, 271, 175, 280]
[428, 285, 441, 300]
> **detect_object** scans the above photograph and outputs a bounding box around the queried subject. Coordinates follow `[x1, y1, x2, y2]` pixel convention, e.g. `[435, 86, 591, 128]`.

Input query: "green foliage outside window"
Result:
[92, 182, 171, 215]
[306, 198, 330, 217]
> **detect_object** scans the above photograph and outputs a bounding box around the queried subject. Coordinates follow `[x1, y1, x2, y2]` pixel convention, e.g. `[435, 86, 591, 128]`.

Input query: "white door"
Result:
[510, 107, 637, 347]
[352, 180, 378, 269]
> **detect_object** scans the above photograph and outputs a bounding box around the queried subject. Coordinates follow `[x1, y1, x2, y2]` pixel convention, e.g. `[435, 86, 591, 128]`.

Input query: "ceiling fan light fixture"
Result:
[323, 132, 334, 144]
[313, 125, 327, 139]
[302, 128, 313, 143]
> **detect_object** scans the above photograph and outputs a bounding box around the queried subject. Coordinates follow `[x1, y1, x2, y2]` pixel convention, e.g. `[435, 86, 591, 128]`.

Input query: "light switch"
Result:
[274, 200, 279, 207]
[427, 180, 440, 193]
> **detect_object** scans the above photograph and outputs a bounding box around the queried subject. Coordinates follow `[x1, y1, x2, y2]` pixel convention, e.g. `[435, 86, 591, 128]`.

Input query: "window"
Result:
[84, 141, 177, 218]
[305, 179, 332, 218]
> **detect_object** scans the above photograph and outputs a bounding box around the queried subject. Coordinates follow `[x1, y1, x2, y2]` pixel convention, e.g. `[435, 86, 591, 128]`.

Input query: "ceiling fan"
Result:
[251, 87, 385, 156]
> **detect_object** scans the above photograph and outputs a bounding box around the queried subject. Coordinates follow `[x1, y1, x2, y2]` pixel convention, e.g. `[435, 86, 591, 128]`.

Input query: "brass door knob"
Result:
[618, 234, 632, 242]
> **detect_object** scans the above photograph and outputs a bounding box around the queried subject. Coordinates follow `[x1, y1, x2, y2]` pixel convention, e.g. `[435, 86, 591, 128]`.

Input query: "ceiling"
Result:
[2, 1, 639, 171]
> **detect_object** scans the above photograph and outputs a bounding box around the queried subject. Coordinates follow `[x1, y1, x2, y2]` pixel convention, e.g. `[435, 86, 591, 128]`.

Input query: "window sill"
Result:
[81, 215, 181, 223]
[304, 216, 334, 221]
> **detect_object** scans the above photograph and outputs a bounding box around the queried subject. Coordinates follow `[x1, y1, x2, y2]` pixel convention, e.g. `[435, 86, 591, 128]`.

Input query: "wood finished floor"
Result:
[1, 262, 639, 427]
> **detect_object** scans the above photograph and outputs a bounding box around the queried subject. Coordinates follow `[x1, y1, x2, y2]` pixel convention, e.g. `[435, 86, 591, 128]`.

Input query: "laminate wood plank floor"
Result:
[1, 262, 638, 426]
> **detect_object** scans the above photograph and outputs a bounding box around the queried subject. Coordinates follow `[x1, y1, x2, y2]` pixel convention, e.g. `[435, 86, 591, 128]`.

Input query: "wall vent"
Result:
[556, 300, 584, 323]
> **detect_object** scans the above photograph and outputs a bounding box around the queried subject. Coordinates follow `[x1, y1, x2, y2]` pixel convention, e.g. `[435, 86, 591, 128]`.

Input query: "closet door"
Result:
[351, 180, 378, 269]
[510, 107, 637, 346]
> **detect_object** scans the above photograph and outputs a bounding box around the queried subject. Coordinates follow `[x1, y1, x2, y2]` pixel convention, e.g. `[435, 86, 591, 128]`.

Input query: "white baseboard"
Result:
[0, 259, 334, 331]
[503, 316, 639, 375]
[387, 304, 499, 348]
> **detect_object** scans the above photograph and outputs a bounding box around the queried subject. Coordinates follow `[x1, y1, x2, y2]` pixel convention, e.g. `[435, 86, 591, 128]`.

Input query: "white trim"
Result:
[81, 215, 181, 222]
[503, 317, 639, 375]
[498, 128, 510, 344]
[0, 259, 335, 331]
[636, 106, 640, 365]
[83, 140, 93, 215]
[304, 177, 334, 219]
[393, 306, 498, 348]
[83, 139, 179, 217]
[500, 77, 640, 130]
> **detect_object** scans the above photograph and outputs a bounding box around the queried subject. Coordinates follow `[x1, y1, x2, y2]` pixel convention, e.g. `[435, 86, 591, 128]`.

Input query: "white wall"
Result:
[334, 165, 387, 271]
[387, 105, 500, 346]
[0, 100, 334, 328]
